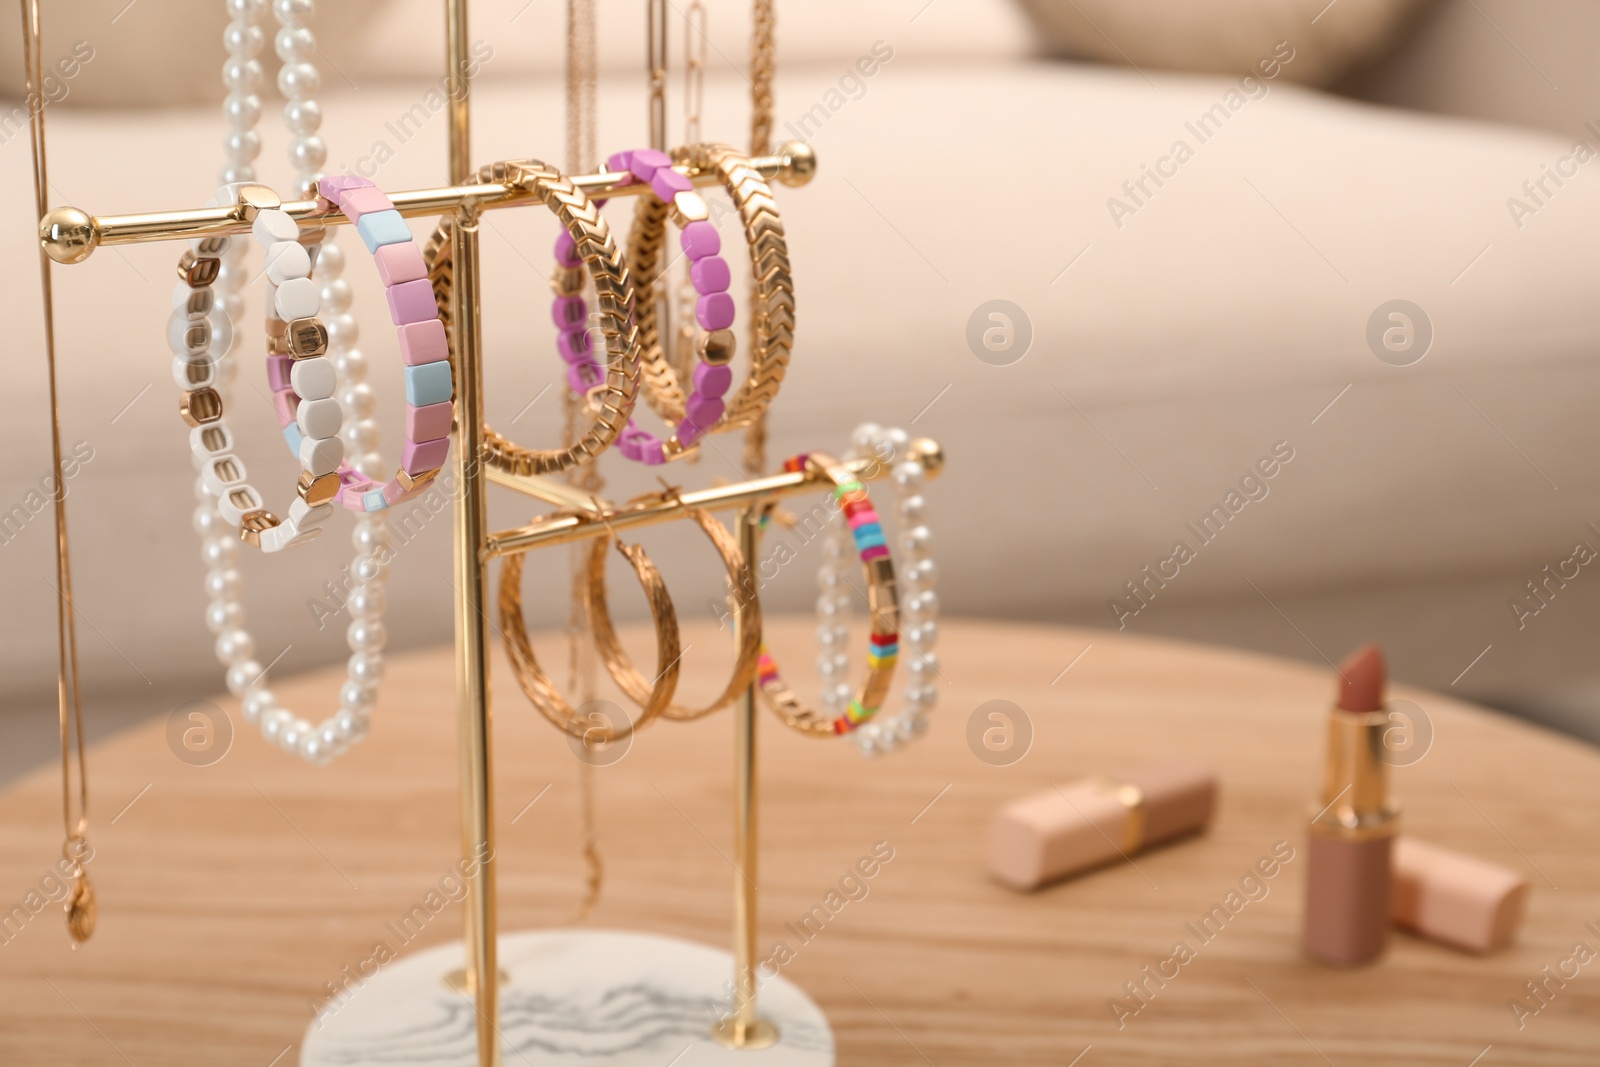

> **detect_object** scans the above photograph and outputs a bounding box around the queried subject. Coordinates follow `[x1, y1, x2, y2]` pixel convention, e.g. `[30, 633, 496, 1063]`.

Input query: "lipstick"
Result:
[986, 762, 1217, 891]
[1303, 644, 1400, 966]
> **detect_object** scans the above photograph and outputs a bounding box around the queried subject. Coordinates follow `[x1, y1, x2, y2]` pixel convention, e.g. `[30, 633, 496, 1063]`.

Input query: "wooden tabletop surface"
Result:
[1, 617, 1596, 1066]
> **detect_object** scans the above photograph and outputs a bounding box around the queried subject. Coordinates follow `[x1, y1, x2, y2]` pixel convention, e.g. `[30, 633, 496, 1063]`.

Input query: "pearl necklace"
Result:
[192, 0, 389, 764]
[817, 422, 939, 756]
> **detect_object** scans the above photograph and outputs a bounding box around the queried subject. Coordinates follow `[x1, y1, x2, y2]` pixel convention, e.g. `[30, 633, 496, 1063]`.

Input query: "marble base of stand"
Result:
[299, 929, 835, 1066]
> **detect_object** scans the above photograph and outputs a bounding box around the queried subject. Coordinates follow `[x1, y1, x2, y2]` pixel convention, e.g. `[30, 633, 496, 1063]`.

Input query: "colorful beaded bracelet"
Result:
[757, 452, 900, 735]
[551, 147, 735, 464]
[250, 191, 346, 550]
[825, 426, 941, 757]
[172, 183, 336, 553]
[625, 143, 794, 439]
[272, 175, 454, 512]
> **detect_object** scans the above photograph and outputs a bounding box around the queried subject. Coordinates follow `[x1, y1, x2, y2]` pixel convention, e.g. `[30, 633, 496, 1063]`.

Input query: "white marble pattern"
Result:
[301, 929, 834, 1066]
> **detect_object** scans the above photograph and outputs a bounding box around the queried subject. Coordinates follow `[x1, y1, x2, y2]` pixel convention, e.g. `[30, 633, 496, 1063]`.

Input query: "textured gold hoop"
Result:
[585, 493, 761, 721]
[628, 142, 793, 433]
[425, 159, 643, 474]
[498, 511, 681, 742]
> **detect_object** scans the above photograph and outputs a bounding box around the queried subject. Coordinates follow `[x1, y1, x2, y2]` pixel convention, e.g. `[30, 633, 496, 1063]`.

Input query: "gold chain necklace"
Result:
[20, 0, 95, 945]
[667, 2, 709, 423]
[743, 0, 777, 476]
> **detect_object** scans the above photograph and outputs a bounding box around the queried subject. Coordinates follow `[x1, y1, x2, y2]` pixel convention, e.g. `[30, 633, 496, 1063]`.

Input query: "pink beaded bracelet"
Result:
[265, 177, 454, 512]
[550, 148, 734, 466]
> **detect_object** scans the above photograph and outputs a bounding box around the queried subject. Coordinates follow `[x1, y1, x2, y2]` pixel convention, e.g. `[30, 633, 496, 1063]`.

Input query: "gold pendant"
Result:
[65, 869, 95, 944]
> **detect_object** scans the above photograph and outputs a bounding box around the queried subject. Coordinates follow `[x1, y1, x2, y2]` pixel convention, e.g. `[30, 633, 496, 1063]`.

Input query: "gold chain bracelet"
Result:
[425, 160, 643, 475]
[627, 143, 793, 434]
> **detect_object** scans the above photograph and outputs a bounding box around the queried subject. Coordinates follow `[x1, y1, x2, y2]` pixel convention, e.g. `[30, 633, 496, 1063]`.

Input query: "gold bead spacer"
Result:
[179, 387, 223, 428]
[397, 467, 440, 493]
[296, 470, 341, 506]
[286, 317, 329, 359]
[177, 250, 221, 288]
[698, 328, 736, 366]
[549, 265, 586, 297]
[906, 437, 945, 478]
[661, 437, 700, 463]
[235, 183, 282, 222]
[238, 509, 282, 548]
[671, 190, 710, 225]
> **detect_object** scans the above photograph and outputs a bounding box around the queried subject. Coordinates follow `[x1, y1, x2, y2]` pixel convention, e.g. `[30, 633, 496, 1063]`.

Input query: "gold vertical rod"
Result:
[713, 509, 778, 1049]
[446, 1, 499, 1065]
[446, 0, 471, 185]
[733, 508, 759, 1029]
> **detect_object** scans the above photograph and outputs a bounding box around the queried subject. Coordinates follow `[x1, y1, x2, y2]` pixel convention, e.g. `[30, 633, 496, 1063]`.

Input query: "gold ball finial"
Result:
[41, 207, 97, 264]
[906, 437, 944, 478]
[774, 140, 817, 188]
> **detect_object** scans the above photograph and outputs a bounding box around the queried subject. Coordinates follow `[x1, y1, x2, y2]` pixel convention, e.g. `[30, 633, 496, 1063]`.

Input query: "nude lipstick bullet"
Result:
[1303, 644, 1400, 966]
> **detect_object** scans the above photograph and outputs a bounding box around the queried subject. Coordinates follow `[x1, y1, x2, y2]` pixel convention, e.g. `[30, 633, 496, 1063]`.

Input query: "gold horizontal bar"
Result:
[40, 142, 817, 264]
[484, 438, 943, 559]
[485, 466, 614, 512]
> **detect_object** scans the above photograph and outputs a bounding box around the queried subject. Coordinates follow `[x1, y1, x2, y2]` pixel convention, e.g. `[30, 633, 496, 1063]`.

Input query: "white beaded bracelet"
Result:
[172, 183, 340, 553]
[818, 423, 941, 757]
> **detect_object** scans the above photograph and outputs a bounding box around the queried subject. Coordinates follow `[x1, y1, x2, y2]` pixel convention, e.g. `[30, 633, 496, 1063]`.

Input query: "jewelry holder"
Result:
[32, 2, 943, 1063]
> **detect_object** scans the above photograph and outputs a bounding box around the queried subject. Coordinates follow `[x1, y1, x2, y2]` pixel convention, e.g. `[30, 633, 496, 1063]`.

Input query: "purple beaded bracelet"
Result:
[272, 176, 455, 511]
[550, 148, 734, 466]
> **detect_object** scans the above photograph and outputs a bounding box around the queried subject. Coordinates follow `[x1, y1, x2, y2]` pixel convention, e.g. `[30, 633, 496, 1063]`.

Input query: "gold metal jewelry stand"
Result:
[33, 2, 939, 1062]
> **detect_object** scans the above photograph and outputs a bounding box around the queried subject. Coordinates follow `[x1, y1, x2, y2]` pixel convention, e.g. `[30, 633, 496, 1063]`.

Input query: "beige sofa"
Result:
[3, 0, 1599, 762]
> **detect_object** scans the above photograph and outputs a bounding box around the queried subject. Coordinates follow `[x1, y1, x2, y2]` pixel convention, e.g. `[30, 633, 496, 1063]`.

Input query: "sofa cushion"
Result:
[0, 0, 1032, 107]
[1013, 0, 1434, 85]
[2, 62, 1595, 707]
[351, 0, 1032, 84]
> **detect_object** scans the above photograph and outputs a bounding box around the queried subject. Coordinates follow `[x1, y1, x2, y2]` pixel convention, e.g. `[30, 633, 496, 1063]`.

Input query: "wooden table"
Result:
[2, 619, 1596, 1065]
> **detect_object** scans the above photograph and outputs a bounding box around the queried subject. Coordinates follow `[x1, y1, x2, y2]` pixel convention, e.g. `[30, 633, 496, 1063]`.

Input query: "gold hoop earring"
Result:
[585, 488, 761, 721]
[498, 508, 681, 743]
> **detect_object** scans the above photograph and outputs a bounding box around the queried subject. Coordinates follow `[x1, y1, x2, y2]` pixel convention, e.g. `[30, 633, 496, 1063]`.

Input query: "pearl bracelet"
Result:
[180, 0, 389, 767]
[185, 212, 387, 763]
[825, 424, 941, 757]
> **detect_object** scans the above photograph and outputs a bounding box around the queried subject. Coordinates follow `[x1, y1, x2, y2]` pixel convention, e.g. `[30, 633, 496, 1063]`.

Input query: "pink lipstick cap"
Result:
[987, 761, 1217, 891]
[1392, 837, 1529, 953]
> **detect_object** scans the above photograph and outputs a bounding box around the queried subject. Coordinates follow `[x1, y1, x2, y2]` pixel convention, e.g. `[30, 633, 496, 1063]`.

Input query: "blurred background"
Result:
[3, 0, 1599, 780]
